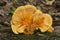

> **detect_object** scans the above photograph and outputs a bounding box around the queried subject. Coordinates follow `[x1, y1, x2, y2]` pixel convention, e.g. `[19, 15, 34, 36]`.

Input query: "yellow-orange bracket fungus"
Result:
[11, 5, 54, 34]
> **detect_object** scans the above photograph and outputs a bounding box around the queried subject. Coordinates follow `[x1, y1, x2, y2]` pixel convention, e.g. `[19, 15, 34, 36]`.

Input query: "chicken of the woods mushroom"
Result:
[11, 5, 54, 34]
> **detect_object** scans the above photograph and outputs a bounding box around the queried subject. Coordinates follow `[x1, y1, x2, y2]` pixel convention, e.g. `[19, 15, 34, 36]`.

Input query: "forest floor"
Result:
[0, 0, 60, 40]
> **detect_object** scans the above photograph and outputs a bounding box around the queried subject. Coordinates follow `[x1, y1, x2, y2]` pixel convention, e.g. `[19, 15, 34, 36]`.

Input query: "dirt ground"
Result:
[0, 0, 60, 40]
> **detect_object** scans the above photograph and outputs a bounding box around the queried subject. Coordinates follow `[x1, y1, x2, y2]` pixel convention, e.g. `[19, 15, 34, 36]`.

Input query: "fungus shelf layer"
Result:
[11, 5, 54, 34]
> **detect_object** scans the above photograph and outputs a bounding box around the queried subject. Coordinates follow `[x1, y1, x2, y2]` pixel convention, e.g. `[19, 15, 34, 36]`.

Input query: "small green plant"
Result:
[9, 7, 16, 15]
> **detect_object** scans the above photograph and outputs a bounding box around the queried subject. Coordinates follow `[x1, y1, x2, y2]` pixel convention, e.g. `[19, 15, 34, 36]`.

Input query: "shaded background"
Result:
[0, 0, 60, 40]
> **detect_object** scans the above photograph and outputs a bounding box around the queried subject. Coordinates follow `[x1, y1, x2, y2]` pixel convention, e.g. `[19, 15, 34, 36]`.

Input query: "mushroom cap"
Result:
[38, 14, 53, 32]
[11, 5, 37, 34]
[11, 5, 54, 34]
